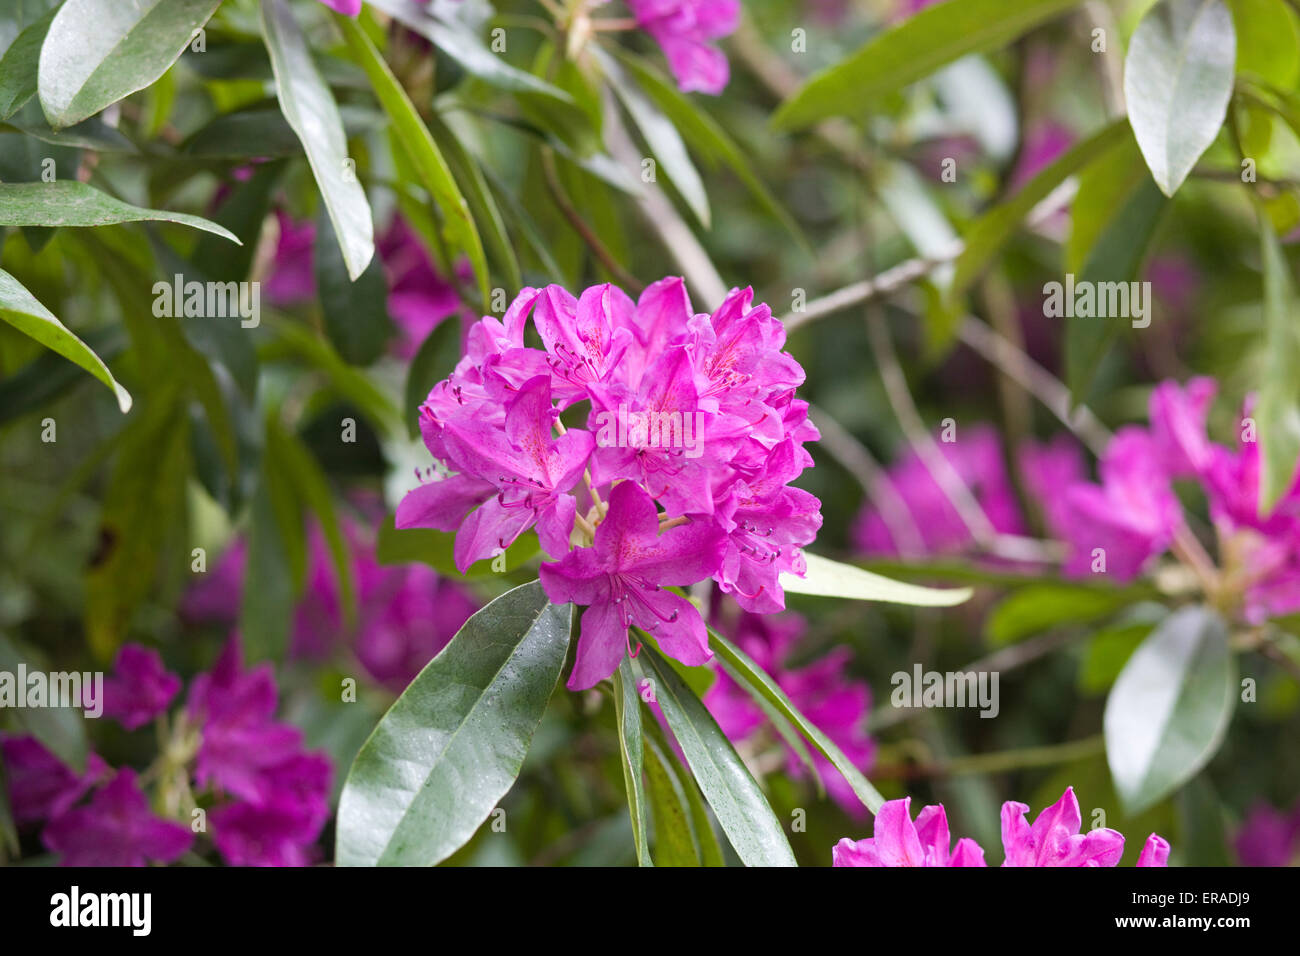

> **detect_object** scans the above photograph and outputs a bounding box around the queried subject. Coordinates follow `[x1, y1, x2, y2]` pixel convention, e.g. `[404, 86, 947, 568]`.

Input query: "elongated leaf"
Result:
[611, 48, 809, 255]
[634, 645, 796, 867]
[336, 14, 488, 310]
[1103, 606, 1236, 814]
[0, 5, 56, 119]
[366, 0, 572, 103]
[261, 0, 373, 280]
[708, 627, 882, 813]
[613, 659, 652, 866]
[643, 733, 699, 866]
[0, 635, 89, 772]
[948, 120, 1128, 305]
[314, 205, 395, 366]
[773, 0, 1081, 129]
[1255, 212, 1300, 512]
[781, 551, 971, 606]
[38, 0, 221, 129]
[336, 581, 571, 866]
[1124, 0, 1236, 196]
[404, 319, 461, 438]
[596, 49, 709, 228]
[0, 180, 237, 243]
[985, 583, 1139, 645]
[0, 268, 130, 412]
[182, 103, 384, 159]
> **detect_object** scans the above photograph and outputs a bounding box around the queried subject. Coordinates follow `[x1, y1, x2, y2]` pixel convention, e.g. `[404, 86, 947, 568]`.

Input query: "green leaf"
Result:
[633, 644, 796, 867]
[0, 268, 130, 412]
[238, 476, 297, 663]
[1255, 212, 1300, 512]
[375, 513, 540, 578]
[0, 180, 236, 247]
[336, 581, 571, 866]
[365, 0, 573, 103]
[947, 120, 1128, 306]
[1230, 0, 1300, 89]
[611, 48, 810, 255]
[1065, 176, 1168, 402]
[314, 205, 395, 366]
[1103, 605, 1236, 815]
[404, 318, 461, 439]
[0, 5, 56, 119]
[613, 659, 652, 867]
[596, 48, 709, 229]
[336, 13, 488, 310]
[780, 551, 971, 606]
[1124, 0, 1236, 196]
[37, 0, 222, 129]
[642, 733, 699, 866]
[708, 627, 882, 813]
[772, 0, 1082, 129]
[182, 103, 384, 159]
[985, 582, 1139, 645]
[261, 0, 373, 280]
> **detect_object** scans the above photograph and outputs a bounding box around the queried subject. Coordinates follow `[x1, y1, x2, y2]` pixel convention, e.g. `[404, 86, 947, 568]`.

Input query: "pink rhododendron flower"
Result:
[42, 769, 193, 867]
[833, 797, 987, 866]
[399, 278, 821, 687]
[1149, 376, 1217, 478]
[1234, 802, 1300, 866]
[835, 788, 1169, 867]
[0, 735, 109, 827]
[626, 0, 739, 95]
[704, 602, 875, 815]
[853, 425, 1024, 556]
[101, 644, 181, 731]
[265, 211, 318, 307]
[316, 0, 362, 14]
[540, 481, 726, 689]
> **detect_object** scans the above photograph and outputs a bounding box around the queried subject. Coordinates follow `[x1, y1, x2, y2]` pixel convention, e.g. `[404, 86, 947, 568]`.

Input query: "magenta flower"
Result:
[1234, 802, 1300, 866]
[378, 217, 471, 359]
[1001, 786, 1126, 867]
[832, 797, 987, 866]
[399, 278, 821, 687]
[0, 735, 109, 827]
[209, 753, 332, 867]
[264, 211, 317, 307]
[1059, 427, 1180, 580]
[539, 481, 726, 689]
[835, 788, 1170, 867]
[102, 644, 182, 731]
[187, 639, 314, 803]
[704, 603, 874, 814]
[1149, 376, 1217, 478]
[42, 769, 192, 867]
[316, 0, 362, 14]
[626, 0, 739, 95]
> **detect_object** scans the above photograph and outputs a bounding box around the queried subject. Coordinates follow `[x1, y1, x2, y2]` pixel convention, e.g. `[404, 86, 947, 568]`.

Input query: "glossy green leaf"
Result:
[0, 268, 130, 412]
[708, 627, 881, 813]
[314, 205, 395, 366]
[1103, 606, 1236, 814]
[403, 318, 460, 439]
[985, 583, 1139, 645]
[634, 644, 796, 867]
[1255, 212, 1300, 512]
[772, 0, 1081, 129]
[613, 658, 652, 867]
[596, 48, 709, 228]
[336, 14, 488, 310]
[261, 0, 373, 280]
[336, 581, 571, 866]
[1124, 0, 1236, 196]
[780, 551, 971, 606]
[0, 5, 56, 119]
[0, 181, 237, 243]
[366, 0, 572, 103]
[643, 732, 699, 866]
[38, 0, 221, 129]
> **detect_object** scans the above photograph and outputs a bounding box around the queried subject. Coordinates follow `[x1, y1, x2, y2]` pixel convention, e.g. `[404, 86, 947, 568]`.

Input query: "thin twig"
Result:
[872, 735, 1104, 780]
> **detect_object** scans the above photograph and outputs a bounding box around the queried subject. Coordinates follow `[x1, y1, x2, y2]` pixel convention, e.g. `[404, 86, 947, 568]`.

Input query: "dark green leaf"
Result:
[1255, 212, 1300, 512]
[1103, 606, 1236, 814]
[0, 180, 238, 242]
[0, 5, 57, 119]
[613, 658, 651, 866]
[643, 732, 699, 866]
[404, 317, 461, 439]
[985, 582, 1139, 645]
[314, 205, 395, 366]
[336, 581, 571, 866]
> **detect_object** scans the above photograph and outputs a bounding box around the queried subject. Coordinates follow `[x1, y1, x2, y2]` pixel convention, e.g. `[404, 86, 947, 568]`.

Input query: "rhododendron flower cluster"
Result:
[2, 640, 330, 866]
[398, 278, 822, 689]
[834, 788, 1170, 867]
[704, 599, 874, 815]
[625, 0, 739, 95]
